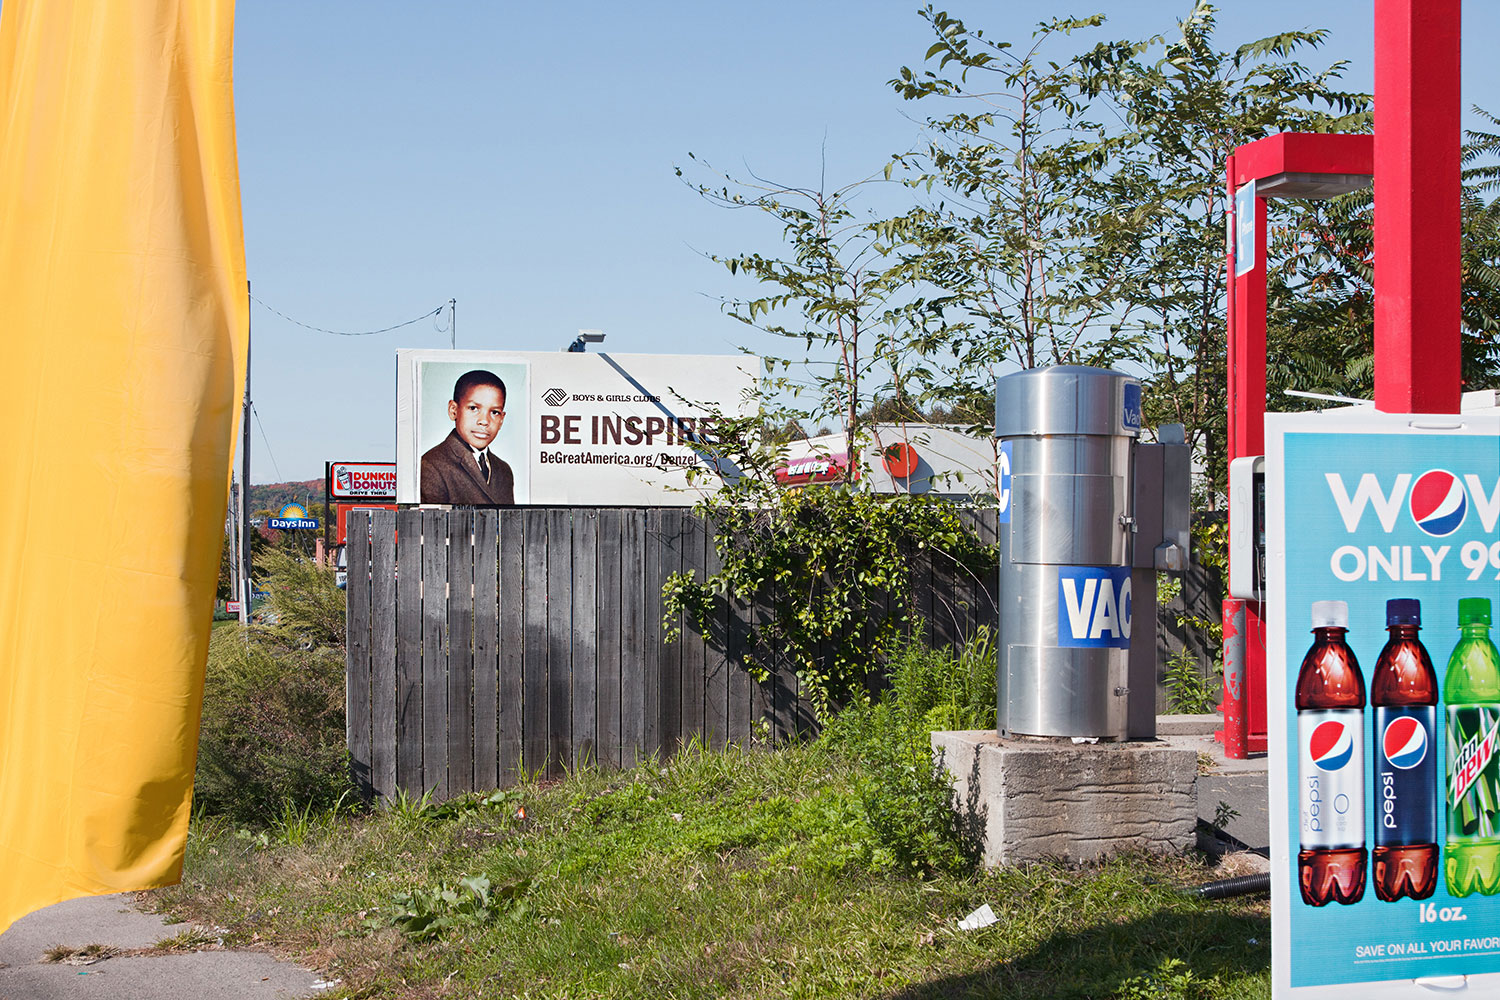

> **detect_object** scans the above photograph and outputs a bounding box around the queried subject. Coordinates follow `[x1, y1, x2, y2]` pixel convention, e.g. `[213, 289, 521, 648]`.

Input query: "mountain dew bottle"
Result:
[1445, 598, 1500, 897]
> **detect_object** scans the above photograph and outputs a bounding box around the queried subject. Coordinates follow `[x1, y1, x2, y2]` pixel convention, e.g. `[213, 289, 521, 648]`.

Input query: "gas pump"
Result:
[1221, 133, 1373, 758]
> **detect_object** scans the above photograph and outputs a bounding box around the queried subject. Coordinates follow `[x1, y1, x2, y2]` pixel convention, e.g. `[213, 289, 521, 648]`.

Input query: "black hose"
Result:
[1179, 872, 1271, 900]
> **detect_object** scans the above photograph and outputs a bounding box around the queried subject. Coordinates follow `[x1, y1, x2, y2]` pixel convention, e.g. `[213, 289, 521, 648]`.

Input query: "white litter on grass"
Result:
[957, 904, 997, 931]
[310, 980, 341, 991]
[1071, 736, 1099, 745]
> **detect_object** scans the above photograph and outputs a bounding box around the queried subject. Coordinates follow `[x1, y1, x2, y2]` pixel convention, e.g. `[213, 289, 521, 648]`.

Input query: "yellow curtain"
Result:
[0, 0, 246, 934]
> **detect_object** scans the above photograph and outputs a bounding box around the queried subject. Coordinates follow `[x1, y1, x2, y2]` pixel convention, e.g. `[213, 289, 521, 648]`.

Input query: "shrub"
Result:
[194, 555, 352, 824]
[665, 484, 997, 721]
[818, 630, 994, 875]
[257, 548, 346, 646]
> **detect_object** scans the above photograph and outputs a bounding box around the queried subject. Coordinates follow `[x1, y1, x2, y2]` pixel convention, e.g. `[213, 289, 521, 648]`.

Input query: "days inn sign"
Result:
[268, 503, 319, 530]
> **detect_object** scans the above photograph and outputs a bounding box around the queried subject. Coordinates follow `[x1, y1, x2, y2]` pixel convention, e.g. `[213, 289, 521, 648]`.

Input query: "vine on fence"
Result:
[1158, 514, 1229, 712]
[663, 484, 996, 722]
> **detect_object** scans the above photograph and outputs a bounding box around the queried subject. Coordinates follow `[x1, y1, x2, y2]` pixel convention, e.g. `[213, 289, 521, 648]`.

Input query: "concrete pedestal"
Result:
[931, 730, 1198, 866]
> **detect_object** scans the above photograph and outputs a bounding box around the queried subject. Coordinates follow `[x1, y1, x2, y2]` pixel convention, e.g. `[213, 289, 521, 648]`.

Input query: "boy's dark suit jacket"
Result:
[420, 429, 515, 505]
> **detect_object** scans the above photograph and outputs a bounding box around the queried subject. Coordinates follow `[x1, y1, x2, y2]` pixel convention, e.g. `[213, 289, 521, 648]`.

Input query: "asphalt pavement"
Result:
[0, 893, 325, 1000]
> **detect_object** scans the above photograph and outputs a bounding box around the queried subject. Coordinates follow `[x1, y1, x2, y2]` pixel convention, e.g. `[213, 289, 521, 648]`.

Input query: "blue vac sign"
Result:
[1056, 565, 1132, 649]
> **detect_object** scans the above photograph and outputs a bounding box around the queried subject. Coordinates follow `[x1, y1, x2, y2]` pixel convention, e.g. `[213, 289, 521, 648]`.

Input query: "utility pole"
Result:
[322, 461, 332, 560]
[449, 297, 457, 350]
[226, 474, 240, 612]
[237, 280, 252, 624]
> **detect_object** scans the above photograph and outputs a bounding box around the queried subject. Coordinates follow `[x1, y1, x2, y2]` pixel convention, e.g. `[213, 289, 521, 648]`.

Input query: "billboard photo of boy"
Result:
[419, 367, 526, 505]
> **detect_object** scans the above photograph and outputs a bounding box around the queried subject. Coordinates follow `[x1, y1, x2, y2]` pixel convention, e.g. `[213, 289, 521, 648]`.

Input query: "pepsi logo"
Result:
[1409, 469, 1468, 537]
[1383, 716, 1428, 769]
[1310, 720, 1356, 771]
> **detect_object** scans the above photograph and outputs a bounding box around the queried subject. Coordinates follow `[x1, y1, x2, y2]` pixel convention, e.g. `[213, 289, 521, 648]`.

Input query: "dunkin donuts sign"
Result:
[330, 462, 397, 500]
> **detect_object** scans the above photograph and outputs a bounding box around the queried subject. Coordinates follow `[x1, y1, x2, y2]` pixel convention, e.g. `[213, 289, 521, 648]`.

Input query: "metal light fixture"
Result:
[565, 329, 606, 353]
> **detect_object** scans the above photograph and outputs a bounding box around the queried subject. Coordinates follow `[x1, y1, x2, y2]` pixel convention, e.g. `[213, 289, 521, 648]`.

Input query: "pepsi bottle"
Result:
[1297, 600, 1366, 906]
[1371, 598, 1439, 901]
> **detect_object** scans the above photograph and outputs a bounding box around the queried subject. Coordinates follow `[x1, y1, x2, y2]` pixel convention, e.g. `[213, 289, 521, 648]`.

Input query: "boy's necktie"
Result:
[477, 451, 490, 482]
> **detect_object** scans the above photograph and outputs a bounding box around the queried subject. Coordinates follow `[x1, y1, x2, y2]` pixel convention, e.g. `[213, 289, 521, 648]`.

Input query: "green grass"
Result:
[149, 741, 1269, 999]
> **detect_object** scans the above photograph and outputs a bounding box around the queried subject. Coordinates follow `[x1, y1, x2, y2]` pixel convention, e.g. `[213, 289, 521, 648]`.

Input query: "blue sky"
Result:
[235, 1, 1498, 482]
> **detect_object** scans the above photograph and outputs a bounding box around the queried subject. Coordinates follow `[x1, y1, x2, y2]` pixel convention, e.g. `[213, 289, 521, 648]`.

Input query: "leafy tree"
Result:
[889, 9, 1151, 387]
[679, 155, 958, 472]
[676, 3, 1500, 704]
[890, 2, 1370, 498]
[1269, 108, 1500, 400]
[1103, 3, 1367, 495]
[1458, 114, 1500, 388]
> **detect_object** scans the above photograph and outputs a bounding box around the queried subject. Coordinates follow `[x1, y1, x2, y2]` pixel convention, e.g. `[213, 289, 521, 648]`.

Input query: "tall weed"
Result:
[818, 629, 995, 875]
[194, 554, 353, 824]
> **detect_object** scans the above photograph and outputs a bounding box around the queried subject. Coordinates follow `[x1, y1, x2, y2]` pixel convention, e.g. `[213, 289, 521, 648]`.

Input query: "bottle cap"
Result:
[1311, 600, 1348, 629]
[1459, 598, 1493, 627]
[1386, 598, 1421, 627]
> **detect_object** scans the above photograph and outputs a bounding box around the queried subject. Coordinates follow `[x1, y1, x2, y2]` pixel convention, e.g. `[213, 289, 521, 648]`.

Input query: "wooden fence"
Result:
[344, 507, 999, 801]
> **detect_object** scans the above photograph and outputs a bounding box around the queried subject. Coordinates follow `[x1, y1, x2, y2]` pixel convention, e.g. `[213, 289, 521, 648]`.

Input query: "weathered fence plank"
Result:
[395, 509, 424, 794]
[346, 511, 372, 797]
[748, 567, 776, 741]
[522, 510, 549, 778]
[726, 589, 753, 747]
[546, 508, 573, 778]
[702, 517, 730, 749]
[596, 509, 623, 769]
[571, 509, 599, 769]
[497, 510, 525, 785]
[619, 510, 647, 768]
[370, 510, 398, 799]
[655, 509, 685, 752]
[641, 509, 664, 757]
[421, 508, 450, 797]
[679, 512, 706, 745]
[771, 573, 798, 743]
[446, 511, 474, 795]
[472, 510, 499, 791]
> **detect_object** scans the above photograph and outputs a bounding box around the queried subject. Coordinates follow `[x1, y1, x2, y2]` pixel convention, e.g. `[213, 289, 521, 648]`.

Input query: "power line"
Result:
[250, 294, 447, 337]
[251, 403, 283, 483]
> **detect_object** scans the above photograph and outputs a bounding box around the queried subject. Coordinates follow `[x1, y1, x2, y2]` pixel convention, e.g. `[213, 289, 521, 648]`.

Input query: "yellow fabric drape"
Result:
[0, 0, 246, 934]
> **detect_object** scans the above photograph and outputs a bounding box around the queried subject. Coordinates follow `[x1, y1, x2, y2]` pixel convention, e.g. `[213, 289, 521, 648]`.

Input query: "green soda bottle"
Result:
[1445, 598, 1500, 896]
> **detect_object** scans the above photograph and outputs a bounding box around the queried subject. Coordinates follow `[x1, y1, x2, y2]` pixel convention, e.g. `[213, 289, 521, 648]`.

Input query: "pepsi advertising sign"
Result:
[1266, 410, 1500, 998]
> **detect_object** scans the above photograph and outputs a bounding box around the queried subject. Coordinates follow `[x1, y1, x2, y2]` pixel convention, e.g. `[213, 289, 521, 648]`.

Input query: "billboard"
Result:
[1266, 408, 1500, 997]
[395, 350, 757, 506]
[329, 461, 396, 500]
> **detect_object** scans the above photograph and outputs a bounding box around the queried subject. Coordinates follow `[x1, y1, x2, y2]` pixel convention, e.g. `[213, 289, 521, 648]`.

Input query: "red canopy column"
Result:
[1374, 0, 1462, 413]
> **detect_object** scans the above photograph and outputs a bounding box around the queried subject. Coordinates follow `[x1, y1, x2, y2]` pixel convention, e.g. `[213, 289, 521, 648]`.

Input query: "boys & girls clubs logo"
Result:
[268, 503, 319, 530]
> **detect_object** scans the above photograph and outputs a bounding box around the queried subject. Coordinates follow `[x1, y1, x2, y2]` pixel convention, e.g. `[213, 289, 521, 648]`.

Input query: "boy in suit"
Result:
[420, 369, 516, 505]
